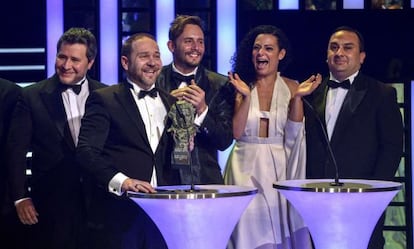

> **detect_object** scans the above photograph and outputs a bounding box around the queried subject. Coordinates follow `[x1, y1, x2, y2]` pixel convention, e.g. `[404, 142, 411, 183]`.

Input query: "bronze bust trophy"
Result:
[168, 100, 197, 166]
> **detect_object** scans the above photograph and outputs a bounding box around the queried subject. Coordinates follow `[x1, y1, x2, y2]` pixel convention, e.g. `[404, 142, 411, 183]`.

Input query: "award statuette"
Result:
[167, 100, 197, 166]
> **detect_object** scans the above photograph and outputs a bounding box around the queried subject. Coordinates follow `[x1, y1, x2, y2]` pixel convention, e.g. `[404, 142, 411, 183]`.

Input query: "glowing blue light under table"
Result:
[274, 179, 401, 249]
[128, 184, 257, 249]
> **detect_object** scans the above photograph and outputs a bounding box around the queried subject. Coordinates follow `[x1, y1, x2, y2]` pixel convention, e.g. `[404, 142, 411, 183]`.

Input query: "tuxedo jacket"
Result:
[156, 64, 234, 184]
[77, 82, 180, 248]
[305, 72, 403, 181]
[7, 75, 106, 201]
[77, 82, 181, 186]
[5, 75, 106, 248]
[0, 78, 21, 214]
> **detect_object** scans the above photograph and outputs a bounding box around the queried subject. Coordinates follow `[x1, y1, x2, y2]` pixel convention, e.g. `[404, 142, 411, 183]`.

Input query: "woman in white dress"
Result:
[224, 25, 321, 249]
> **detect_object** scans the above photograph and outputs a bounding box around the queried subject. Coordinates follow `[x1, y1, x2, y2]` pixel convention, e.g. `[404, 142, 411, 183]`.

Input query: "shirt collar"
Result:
[74, 76, 87, 85]
[172, 63, 198, 76]
[126, 78, 156, 94]
[329, 70, 359, 85]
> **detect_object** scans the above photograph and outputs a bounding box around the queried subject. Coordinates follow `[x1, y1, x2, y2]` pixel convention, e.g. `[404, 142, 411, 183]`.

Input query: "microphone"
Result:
[303, 98, 343, 186]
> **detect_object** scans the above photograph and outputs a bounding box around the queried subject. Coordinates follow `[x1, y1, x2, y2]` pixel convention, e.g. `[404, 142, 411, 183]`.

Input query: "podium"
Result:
[273, 179, 401, 249]
[128, 184, 257, 249]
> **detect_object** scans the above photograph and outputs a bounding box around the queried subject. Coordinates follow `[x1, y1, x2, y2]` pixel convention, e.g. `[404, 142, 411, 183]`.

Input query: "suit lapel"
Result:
[40, 77, 75, 149]
[330, 75, 367, 145]
[195, 66, 214, 103]
[88, 77, 106, 91]
[157, 87, 176, 112]
[314, 81, 329, 132]
[114, 82, 149, 144]
[39, 77, 105, 151]
[157, 65, 178, 92]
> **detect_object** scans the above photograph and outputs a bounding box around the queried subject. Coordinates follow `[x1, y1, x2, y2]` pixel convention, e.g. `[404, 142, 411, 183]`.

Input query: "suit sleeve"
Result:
[198, 82, 235, 151]
[373, 86, 404, 180]
[6, 92, 33, 201]
[0, 82, 21, 143]
[76, 91, 118, 187]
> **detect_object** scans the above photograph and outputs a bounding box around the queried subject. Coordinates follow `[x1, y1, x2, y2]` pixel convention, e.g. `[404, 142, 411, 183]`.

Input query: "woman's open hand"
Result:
[294, 73, 322, 98]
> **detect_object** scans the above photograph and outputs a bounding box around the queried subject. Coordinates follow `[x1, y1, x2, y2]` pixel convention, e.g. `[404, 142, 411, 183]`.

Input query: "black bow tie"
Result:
[138, 88, 158, 99]
[60, 80, 85, 95]
[327, 79, 351, 89]
[172, 72, 194, 85]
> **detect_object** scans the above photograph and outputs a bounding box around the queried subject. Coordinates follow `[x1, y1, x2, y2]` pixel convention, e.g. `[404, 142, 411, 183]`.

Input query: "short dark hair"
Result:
[168, 15, 204, 42]
[121, 33, 157, 59]
[331, 26, 365, 52]
[57, 27, 97, 62]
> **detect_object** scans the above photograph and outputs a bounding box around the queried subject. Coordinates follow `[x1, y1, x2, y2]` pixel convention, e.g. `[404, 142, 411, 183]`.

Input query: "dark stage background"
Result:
[237, 9, 413, 83]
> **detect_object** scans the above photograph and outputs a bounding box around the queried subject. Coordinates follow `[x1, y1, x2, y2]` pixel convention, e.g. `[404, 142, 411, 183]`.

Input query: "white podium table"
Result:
[273, 179, 401, 249]
[128, 184, 257, 249]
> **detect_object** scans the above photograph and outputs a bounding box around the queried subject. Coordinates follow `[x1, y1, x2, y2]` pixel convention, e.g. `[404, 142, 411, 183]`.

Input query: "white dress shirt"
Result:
[109, 80, 167, 196]
[325, 71, 359, 140]
[61, 77, 89, 146]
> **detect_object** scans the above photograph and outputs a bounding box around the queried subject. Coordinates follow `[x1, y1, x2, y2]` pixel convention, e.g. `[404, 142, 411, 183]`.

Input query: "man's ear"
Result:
[167, 40, 175, 53]
[87, 59, 95, 70]
[121, 56, 129, 71]
[278, 48, 286, 61]
[359, 51, 366, 65]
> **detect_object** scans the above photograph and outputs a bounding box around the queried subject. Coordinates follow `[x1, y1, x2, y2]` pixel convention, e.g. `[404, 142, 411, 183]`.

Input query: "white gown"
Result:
[224, 74, 312, 249]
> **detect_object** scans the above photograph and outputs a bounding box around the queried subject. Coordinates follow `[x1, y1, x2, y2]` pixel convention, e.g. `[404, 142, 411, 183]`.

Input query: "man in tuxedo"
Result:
[156, 15, 234, 184]
[6, 28, 106, 249]
[76, 33, 180, 249]
[0, 78, 24, 248]
[304, 26, 403, 249]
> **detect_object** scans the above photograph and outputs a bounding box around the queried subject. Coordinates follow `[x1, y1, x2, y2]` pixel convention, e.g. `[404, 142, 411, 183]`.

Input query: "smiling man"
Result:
[6, 28, 106, 249]
[156, 15, 235, 185]
[305, 26, 403, 249]
[76, 33, 181, 249]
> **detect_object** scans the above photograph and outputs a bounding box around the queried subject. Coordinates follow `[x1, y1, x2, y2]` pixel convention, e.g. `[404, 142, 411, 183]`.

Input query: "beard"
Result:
[128, 69, 159, 89]
[175, 52, 202, 70]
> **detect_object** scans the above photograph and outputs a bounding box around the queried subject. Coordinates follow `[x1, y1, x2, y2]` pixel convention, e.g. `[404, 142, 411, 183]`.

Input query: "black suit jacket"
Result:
[77, 82, 180, 187]
[305, 72, 403, 181]
[156, 64, 234, 184]
[5, 74, 106, 248]
[76, 82, 180, 248]
[7, 75, 106, 200]
[0, 78, 21, 214]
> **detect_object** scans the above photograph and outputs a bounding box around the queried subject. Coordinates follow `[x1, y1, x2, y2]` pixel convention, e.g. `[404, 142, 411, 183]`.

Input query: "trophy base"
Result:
[172, 150, 191, 167]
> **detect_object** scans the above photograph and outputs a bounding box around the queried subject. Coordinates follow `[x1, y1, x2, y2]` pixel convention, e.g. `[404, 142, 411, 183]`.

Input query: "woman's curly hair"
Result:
[231, 25, 292, 87]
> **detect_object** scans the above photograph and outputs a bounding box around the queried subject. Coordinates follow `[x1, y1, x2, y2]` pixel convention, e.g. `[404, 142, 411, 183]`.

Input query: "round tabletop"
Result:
[127, 184, 258, 199]
[273, 179, 402, 193]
